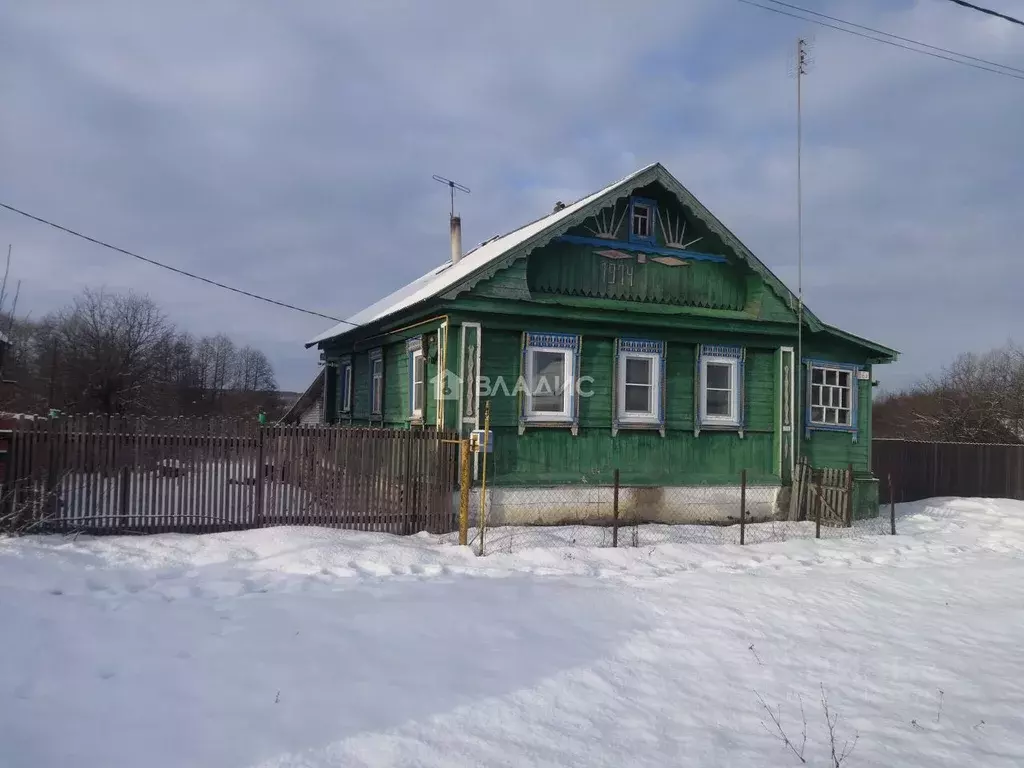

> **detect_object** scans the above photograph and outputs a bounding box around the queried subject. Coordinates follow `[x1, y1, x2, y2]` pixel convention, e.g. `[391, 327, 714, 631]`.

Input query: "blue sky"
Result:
[1, 0, 1022, 392]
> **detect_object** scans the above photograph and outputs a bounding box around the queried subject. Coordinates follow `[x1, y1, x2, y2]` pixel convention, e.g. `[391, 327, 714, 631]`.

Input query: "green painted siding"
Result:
[746, 349, 775, 432]
[664, 343, 695, 431]
[383, 343, 408, 425]
[800, 364, 872, 472]
[352, 351, 370, 420]
[467, 258, 530, 300]
[578, 338, 613, 429]
[487, 428, 776, 487]
[527, 242, 746, 310]
[334, 343, 410, 426]
[757, 289, 797, 322]
[852, 477, 879, 521]
[481, 330, 521, 429]
[477, 327, 782, 487]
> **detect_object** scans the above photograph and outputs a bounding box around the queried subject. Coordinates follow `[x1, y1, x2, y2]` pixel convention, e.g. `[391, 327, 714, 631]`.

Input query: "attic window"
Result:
[628, 197, 657, 245]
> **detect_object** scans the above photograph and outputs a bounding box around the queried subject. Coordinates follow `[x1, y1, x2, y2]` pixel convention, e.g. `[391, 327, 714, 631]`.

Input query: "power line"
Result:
[762, 0, 1024, 76]
[943, 0, 1024, 27]
[737, 0, 1024, 81]
[0, 201, 350, 324]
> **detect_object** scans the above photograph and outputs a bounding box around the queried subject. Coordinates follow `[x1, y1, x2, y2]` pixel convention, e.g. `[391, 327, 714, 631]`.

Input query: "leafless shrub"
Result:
[820, 684, 858, 767]
[0, 476, 67, 535]
[756, 691, 807, 763]
[755, 685, 859, 767]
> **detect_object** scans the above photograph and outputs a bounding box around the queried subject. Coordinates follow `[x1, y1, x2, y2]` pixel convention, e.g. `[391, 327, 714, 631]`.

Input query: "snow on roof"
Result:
[306, 163, 659, 346]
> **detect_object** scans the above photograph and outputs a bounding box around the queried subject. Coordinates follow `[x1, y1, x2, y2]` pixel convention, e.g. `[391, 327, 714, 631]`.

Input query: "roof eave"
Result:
[819, 323, 900, 364]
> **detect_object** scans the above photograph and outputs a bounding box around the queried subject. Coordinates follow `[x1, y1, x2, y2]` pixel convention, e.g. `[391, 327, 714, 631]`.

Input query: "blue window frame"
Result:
[804, 359, 861, 440]
[518, 331, 582, 435]
[613, 338, 666, 436]
[628, 196, 658, 245]
[694, 344, 746, 437]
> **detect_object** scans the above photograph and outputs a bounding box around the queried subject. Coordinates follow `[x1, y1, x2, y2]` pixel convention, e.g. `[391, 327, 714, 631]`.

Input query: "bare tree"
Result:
[0, 286, 285, 418]
[49, 289, 174, 415]
[875, 342, 1024, 443]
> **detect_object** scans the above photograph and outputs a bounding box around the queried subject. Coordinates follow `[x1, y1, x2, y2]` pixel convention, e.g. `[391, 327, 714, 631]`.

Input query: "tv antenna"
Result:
[432, 174, 471, 218]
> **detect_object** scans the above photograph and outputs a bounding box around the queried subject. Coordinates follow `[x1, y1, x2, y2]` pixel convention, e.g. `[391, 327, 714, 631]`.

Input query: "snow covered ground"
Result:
[2, 498, 1024, 767]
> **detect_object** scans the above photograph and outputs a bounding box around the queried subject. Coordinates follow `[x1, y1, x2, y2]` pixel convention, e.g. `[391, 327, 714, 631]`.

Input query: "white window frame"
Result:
[370, 351, 383, 416]
[410, 347, 425, 420]
[699, 355, 741, 426]
[523, 346, 574, 421]
[616, 351, 661, 423]
[632, 203, 651, 240]
[340, 361, 353, 413]
[809, 363, 854, 428]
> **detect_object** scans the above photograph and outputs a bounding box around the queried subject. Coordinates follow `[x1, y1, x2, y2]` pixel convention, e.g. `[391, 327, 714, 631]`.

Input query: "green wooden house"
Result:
[306, 163, 897, 525]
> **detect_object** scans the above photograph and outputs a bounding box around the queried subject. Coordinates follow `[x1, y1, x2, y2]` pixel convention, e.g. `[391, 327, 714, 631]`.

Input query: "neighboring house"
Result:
[306, 163, 898, 524]
[279, 369, 325, 425]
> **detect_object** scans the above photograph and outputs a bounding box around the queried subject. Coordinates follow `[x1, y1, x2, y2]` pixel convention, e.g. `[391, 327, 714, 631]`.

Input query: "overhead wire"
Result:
[943, 0, 1024, 27]
[759, 0, 1024, 76]
[0, 201, 352, 325]
[737, 0, 1024, 81]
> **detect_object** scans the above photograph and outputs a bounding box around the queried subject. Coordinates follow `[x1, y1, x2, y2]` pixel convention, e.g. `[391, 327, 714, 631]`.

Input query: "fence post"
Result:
[815, 472, 822, 539]
[612, 468, 620, 548]
[44, 418, 59, 530]
[845, 462, 854, 527]
[254, 426, 265, 527]
[478, 400, 491, 557]
[119, 466, 130, 526]
[458, 438, 470, 546]
[889, 473, 896, 535]
[740, 468, 746, 545]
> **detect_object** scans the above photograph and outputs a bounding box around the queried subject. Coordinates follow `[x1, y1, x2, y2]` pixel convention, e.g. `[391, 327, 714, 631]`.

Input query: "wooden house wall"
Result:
[480, 328, 780, 488]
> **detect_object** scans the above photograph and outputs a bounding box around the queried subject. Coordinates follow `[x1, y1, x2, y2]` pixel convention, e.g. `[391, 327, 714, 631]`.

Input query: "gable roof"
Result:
[277, 368, 324, 424]
[306, 162, 896, 362]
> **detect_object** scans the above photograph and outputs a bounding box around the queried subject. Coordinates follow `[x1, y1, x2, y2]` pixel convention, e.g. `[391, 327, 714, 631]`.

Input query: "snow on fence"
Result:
[0, 416, 460, 535]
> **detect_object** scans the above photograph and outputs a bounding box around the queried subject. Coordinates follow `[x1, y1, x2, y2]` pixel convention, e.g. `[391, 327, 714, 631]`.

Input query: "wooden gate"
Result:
[789, 458, 854, 527]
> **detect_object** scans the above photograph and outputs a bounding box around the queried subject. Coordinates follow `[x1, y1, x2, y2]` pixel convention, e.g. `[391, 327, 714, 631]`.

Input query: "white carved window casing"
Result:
[340, 360, 353, 413]
[370, 350, 383, 416]
[695, 344, 745, 435]
[410, 348, 425, 419]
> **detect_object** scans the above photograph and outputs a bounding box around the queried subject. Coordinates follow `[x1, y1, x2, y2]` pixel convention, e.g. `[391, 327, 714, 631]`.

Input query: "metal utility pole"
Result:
[794, 37, 809, 465]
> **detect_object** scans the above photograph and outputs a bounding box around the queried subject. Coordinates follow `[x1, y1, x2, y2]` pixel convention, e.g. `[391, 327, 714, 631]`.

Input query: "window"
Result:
[370, 350, 383, 416]
[809, 364, 853, 427]
[339, 360, 353, 413]
[628, 197, 657, 244]
[525, 348, 572, 419]
[614, 339, 665, 431]
[521, 332, 580, 426]
[408, 340, 425, 420]
[697, 344, 744, 431]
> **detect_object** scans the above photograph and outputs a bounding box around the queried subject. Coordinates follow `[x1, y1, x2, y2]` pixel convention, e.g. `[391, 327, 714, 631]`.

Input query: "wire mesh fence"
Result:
[454, 468, 897, 556]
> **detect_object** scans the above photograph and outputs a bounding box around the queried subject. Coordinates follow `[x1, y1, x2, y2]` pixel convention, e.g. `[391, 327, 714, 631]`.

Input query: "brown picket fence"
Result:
[0, 416, 459, 535]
